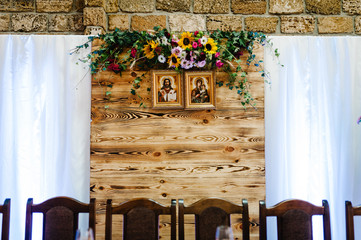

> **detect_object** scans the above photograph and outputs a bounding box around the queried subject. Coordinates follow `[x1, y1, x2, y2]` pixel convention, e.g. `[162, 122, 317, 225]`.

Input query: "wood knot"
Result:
[160, 180, 165, 183]
[99, 186, 104, 190]
[203, 119, 209, 124]
[153, 152, 161, 157]
[225, 146, 235, 152]
[161, 193, 167, 197]
[131, 72, 137, 77]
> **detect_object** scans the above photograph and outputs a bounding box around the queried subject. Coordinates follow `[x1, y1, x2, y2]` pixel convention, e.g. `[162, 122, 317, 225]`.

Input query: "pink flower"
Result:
[108, 62, 120, 72]
[131, 48, 137, 58]
[194, 31, 199, 37]
[192, 42, 198, 49]
[198, 44, 203, 48]
[216, 60, 224, 68]
[215, 52, 220, 58]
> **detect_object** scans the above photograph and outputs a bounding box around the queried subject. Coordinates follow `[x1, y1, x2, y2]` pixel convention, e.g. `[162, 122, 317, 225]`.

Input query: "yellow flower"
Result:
[204, 38, 218, 55]
[178, 32, 194, 50]
[168, 53, 181, 68]
[143, 40, 158, 59]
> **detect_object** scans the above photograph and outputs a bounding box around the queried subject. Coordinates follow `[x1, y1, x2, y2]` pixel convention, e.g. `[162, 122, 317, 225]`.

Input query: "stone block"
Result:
[0, 14, 10, 31]
[194, 0, 229, 13]
[84, 26, 104, 35]
[0, 1, 11, 12]
[356, 16, 361, 34]
[245, 16, 278, 33]
[131, 15, 166, 31]
[85, 0, 104, 7]
[156, 0, 190, 12]
[105, 0, 119, 12]
[281, 16, 315, 33]
[108, 14, 129, 31]
[13, 0, 35, 11]
[12, 14, 47, 32]
[318, 16, 353, 34]
[231, 0, 266, 14]
[36, 0, 73, 12]
[305, 0, 340, 14]
[119, 0, 154, 13]
[169, 14, 206, 31]
[49, 14, 84, 32]
[83, 7, 106, 29]
[269, 0, 303, 14]
[343, 0, 361, 15]
[207, 16, 243, 31]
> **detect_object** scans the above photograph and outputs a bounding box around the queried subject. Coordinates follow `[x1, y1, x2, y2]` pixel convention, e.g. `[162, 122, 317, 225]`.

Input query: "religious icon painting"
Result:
[152, 70, 184, 109]
[184, 71, 216, 110]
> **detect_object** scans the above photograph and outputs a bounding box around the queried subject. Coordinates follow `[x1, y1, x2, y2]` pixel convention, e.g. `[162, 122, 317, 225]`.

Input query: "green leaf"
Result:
[105, 91, 111, 96]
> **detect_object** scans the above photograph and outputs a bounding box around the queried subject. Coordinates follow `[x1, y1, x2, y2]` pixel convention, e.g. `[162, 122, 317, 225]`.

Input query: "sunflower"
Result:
[168, 53, 181, 68]
[178, 32, 194, 50]
[143, 40, 158, 59]
[204, 38, 218, 55]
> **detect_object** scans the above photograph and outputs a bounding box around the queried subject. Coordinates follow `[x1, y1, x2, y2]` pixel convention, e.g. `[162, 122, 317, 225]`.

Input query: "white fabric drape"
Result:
[265, 37, 361, 240]
[0, 35, 91, 240]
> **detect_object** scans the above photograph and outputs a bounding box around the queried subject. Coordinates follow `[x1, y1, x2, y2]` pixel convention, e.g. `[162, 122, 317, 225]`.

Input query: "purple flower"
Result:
[197, 60, 206, 68]
[216, 60, 224, 68]
[215, 52, 220, 58]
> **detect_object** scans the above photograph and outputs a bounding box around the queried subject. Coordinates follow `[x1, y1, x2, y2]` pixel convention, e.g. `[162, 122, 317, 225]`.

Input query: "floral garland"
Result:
[74, 26, 276, 108]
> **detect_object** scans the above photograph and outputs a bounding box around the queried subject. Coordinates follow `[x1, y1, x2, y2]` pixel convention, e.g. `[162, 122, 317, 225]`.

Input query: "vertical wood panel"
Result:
[90, 43, 265, 239]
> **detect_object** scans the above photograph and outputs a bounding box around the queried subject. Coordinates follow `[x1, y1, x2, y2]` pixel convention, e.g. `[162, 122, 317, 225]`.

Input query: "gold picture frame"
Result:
[184, 71, 216, 110]
[152, 70, 183, 109]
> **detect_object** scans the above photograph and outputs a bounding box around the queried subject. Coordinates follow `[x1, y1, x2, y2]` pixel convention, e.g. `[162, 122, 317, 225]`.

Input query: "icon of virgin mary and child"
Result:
[191, 77, 209, 103]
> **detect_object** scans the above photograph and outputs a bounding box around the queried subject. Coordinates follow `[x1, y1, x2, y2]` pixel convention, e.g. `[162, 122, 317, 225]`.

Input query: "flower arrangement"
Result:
[74, 26, 275, 108]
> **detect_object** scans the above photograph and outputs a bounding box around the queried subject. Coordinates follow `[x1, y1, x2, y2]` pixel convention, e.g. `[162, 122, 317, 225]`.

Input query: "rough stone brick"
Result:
[0, 1, 11, 12]
[49, 14, 84, 32]
[207, 16, 243, 31]
[13, 0, 35, 11]
[12, 14, 47, 32]
[269, 0, 303, 14]
[245, 17, 278, 33]
[108, 14, 129, 31]
[36, 0, 73, 13]
[84, 26, 104, 35]
[131, 15, 166, 31]
[231, 0, 266, 14]
[0, 14, 10, 31]
[156, 0, 191, 12]
[105, 0, 118, 12]
[356, 16, 361, 34]
[119, 0, 154, 13]
[281, 16, 315, 33]
[194, 0, 229, 13]
[318, 16, 353, 33]
[343, 0, 361, 15]
[85, 0, 104, 7]
[75, 0, 85, 12]
[305, 0, 340, 14]
[83, 7, 106, 29]
[169, 14, 206, 31]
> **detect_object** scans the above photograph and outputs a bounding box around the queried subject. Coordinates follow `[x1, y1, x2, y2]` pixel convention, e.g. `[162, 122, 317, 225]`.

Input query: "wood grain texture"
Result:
[90, 44, 265, 239]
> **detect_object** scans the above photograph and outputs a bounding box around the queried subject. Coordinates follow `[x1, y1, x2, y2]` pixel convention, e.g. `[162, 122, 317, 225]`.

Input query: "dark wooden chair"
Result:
[25, 197, 96, 240]
[259, 199, 331, 240]
[178, 198, 250, 240]
[0, 199, 10, 240]
[105, 198, 176, 240]
[345, 200, 361, 240]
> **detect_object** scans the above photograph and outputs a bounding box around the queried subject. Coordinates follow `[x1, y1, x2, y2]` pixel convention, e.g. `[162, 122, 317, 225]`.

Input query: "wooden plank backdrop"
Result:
[90, 42, 265, 239]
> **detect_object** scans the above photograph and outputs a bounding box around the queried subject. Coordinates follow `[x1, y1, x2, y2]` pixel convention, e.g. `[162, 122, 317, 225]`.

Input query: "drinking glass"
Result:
[215, 225, 234, 240]
[75, 228, 94, 240]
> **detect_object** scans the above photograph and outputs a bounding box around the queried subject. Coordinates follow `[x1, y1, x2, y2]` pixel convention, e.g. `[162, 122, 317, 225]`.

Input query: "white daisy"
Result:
[180, 51, 187, 59]
[200, 36, 208, 45]
[161, 36, 169, 45]
[158, 55, 166, 63]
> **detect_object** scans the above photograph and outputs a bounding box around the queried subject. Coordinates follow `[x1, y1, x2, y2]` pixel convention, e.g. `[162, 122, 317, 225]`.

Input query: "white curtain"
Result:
[0, 35, 91, 240]
[265, 36, 361, 240]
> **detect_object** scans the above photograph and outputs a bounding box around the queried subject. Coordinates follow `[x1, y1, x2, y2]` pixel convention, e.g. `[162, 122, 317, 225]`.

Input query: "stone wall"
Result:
[0, 0, 360, 34]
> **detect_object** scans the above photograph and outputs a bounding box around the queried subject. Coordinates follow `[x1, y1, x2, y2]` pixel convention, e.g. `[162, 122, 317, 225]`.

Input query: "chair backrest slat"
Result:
[345, 200, 361, 240]
[0, 199, 10, 240]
